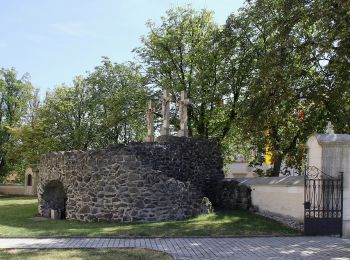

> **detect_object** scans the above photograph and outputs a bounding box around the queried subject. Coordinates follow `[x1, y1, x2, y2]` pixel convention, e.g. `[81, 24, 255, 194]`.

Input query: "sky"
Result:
[0, 0, 245, 97]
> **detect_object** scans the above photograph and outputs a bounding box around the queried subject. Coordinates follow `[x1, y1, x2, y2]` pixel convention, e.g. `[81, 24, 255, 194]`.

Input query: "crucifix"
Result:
[160, 89, 171, 136]
[177, 90, 190, 137]
[144, 100, 155, 142]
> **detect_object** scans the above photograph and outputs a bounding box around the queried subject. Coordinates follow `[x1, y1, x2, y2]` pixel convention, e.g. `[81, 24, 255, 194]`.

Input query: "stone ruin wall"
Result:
[218, 179, 252, 210]
[38, 136, 224, 222]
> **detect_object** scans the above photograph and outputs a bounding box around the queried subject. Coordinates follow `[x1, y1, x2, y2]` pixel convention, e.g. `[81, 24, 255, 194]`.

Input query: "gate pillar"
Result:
[307, 132, 350, 236]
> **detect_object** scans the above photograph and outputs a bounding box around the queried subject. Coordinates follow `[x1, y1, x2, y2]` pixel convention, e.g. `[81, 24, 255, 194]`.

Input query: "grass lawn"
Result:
[0, 196, 299, 237]
[0, 249, 172, 260]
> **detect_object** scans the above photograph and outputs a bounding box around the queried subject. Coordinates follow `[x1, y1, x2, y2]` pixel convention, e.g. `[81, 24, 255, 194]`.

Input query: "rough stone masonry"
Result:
[38, 136, 224, 222]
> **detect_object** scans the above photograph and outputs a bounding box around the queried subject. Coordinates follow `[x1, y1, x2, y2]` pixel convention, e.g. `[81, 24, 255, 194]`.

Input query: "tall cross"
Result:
[144, 100, 155, 142]
[160, 89, 171, 136]
[177, 90, 190, 137]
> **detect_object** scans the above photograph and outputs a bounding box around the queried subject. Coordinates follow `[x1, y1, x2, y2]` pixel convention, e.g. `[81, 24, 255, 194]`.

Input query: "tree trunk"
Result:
[0, 157, 6, 179]
[197, 103, 206, 138]
[188, 105, 193, 137]
[272, 154, 283, 176]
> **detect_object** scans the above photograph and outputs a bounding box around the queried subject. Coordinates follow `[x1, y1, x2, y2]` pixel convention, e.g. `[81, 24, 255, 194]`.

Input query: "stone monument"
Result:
[177, 90, 190, 137]
[144, 100, 155, 142]
[160, 89, 171, 136]
[38, 90, 225, 223]
[38, 137, 224, 222]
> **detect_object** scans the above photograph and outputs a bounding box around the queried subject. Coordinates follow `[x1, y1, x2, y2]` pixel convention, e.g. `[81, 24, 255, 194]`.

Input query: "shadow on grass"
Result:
[0, 197, 300, 237]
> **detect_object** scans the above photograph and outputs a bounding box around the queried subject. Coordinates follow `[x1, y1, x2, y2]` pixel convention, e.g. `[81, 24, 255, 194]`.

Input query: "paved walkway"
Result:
[0, 236, 349, 259]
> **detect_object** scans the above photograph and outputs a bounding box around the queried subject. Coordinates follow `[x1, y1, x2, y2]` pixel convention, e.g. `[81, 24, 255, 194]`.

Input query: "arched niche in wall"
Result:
[41, 180, 67, 219]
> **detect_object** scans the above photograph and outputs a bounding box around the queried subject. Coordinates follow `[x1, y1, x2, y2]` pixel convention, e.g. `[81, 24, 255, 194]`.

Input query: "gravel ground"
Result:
[255, 210, 304, 231]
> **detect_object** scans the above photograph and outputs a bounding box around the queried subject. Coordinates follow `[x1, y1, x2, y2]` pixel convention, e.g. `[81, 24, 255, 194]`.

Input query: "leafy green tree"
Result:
[8, 59, 149, 170]
[7, 88, 43, 166]
[135, 6, 239, 139]
[38, 77, 100, 151]
[0, 68, 33, 180]
[225, 0, 331, 175]
[86, 57, 149, 145]
[302, 0, 350, 132]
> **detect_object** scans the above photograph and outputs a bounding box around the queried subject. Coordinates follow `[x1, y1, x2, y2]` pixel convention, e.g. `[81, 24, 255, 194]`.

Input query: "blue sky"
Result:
[0, 0, 244, 97]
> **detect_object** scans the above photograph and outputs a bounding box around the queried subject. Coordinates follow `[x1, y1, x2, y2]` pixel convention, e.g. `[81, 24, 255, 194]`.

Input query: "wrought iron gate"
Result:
[304, 166, 343, 236]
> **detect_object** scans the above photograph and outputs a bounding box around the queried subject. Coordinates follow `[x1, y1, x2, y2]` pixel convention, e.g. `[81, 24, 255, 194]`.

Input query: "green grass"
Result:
[0, 196, 299, 237]
[0, 249, 173, 260]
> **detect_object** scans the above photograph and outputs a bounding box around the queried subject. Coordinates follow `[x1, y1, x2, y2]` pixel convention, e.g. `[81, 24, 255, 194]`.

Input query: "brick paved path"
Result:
[0, 236, 349, 259]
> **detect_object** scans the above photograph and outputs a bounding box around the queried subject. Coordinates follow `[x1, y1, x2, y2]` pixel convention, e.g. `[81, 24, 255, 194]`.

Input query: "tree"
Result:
[0, 68, 33, 180]
[7, 58, 149, 170]
[302, 0, 350, 132]
[7, 88, 43, 166]
[135, 6, 240, 139]
[225, 0, 332, 175]
[86, 57, 149, 145]
[38, 77, 100, 151]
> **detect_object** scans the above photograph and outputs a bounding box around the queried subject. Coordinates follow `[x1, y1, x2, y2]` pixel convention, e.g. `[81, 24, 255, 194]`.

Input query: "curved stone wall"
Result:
[38, 136, 224, 222]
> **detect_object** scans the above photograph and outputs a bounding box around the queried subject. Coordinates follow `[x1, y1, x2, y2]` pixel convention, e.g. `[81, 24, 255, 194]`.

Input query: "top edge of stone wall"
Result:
[40, 136, 220, 159]
[224, 176, 304, 187]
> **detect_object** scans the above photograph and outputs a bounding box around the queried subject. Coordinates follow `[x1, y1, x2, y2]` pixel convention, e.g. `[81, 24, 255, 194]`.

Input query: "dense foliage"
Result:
[1, 0, 349, 181]
[0, 69, 34, 182]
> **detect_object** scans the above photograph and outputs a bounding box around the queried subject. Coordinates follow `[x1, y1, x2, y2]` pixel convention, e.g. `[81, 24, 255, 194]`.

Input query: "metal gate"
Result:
[304, 166, 343, 236]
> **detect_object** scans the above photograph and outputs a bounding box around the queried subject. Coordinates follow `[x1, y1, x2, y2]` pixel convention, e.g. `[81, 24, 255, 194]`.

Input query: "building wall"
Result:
[224, 162, 259, 178]
[225, 162, 300, 178]
[220, 176, 304, 222]
[0, 184, 25, 195]
[24, 167, 37, 195]
[251, 184, 304, 221]
[0, 167, 37, 196]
